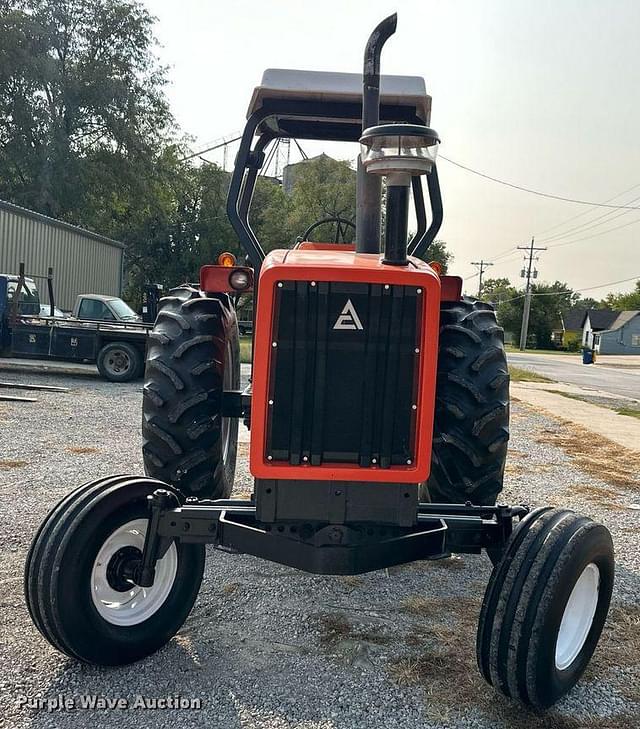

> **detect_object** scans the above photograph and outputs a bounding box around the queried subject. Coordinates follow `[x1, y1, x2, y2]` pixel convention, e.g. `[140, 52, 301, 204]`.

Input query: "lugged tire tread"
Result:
[424, 297, 509, 505]
[142, 286, 239, 498]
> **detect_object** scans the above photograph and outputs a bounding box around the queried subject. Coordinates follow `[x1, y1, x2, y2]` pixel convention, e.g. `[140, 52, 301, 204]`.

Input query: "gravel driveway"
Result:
[0, 371, 638, 729]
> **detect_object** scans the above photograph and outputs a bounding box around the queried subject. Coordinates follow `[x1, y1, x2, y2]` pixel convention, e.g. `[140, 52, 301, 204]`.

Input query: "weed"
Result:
[510, 367, 554, 383]
[0, 459, 27, 468]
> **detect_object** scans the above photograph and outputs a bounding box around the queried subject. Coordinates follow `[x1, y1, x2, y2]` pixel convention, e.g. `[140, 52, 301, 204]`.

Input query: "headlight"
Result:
[229, 269, 252, 291]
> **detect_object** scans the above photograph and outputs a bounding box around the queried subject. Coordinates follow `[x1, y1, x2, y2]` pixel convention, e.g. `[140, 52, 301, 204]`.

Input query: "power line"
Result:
[498, 274, 640, 304]
[536, 181, 640, 237]
[439, 154, 640, 210]
[179, 135, 242, 163]
[490, 246, 519, 262]
[545, 214, 640, 250]
[539, 192, 640, 244]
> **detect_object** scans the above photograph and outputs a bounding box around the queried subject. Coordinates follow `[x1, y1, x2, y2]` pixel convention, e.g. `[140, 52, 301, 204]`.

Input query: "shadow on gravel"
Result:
[379, 562, 640, 729]
[24, 638, 244, 729]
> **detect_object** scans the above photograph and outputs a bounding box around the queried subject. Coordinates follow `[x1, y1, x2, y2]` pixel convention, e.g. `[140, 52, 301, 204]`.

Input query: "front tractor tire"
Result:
[142, 286, 240, 498]
[477, 508, 614, 708]
[424, 297, 509, 506]
[24, 476, 205, 665]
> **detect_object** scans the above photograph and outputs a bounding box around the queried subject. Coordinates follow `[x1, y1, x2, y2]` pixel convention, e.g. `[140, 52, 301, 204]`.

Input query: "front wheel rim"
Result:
[105, 349, 131, 376]
[555, 562, 600, 670]
[91, 518, 177, 626]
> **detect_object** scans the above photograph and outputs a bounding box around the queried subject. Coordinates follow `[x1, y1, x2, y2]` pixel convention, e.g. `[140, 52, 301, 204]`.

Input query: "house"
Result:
[552, 308, 586, 349]
[593, 311, 640, 355]
[581, 309, 621, 349]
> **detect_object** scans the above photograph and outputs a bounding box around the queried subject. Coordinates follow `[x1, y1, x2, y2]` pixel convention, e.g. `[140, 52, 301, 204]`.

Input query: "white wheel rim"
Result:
[555, 562, 600, 670]
[90, 518, 177, 627]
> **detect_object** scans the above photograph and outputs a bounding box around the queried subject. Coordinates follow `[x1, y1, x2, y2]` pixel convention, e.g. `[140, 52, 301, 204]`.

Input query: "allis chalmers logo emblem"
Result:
[333, 299, 364, 331]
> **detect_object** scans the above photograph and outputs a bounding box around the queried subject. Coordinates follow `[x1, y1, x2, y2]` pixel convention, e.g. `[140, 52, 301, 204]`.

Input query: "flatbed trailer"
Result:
[0, 267, 150, 382]
[4, 314, 149, 381]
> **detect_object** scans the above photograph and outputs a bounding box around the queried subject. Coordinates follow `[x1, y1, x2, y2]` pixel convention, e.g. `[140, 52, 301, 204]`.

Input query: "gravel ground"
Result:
[0, 370, 639, 729]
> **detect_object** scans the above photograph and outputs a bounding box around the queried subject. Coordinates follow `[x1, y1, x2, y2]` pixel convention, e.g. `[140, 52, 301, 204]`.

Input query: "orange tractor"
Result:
[26, 14, 614, 710]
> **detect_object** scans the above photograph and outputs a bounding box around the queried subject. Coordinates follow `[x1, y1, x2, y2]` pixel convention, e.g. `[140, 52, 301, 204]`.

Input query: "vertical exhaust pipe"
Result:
[355, 13, 397, 254]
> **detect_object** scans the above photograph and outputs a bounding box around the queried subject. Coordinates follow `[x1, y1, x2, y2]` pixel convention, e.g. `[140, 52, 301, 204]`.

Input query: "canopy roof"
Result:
[246, 69, 432, 142]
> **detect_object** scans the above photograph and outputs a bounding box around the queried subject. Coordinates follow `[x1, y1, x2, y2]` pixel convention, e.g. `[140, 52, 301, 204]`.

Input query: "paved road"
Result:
[508, 352, 640, 400]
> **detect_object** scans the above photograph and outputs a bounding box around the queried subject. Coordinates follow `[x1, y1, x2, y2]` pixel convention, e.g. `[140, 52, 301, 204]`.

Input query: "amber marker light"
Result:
[218, 252, 236, 267]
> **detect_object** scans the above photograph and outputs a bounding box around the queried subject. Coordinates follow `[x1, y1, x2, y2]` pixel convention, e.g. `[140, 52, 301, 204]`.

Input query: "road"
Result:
[508, 352, 640, 400]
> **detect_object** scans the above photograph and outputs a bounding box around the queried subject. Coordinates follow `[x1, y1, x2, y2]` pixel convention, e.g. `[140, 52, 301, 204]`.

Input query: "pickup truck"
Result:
[0, 272, 150, 382]
[72, 293, 143, 323]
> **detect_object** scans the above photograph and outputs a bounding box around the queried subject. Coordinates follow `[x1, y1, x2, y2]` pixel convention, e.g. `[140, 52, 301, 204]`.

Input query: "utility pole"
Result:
[517, 237, 547, 351]
[471, 259, 494, 298]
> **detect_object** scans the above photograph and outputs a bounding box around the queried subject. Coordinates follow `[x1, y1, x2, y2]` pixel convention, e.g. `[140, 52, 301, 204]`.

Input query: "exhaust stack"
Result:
[355, 13, 397, 254]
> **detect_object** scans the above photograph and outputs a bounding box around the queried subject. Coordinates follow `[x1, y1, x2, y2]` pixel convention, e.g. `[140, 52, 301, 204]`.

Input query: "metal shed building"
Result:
[0, 199, 124, 310]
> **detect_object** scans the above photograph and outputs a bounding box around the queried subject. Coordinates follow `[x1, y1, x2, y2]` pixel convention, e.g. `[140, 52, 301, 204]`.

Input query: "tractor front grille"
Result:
[265, 280, 421, 468]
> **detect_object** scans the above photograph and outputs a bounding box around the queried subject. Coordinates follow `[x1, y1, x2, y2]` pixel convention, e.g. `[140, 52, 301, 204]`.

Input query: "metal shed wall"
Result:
[0, 200, 125, 310]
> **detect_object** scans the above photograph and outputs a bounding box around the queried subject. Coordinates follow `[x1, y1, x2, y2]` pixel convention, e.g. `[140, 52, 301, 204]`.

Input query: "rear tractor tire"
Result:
[477, 507, 614, 709]
[142, 286, 240, 498]
[24, 475, 205, 665]
[423, 297, 509, 506]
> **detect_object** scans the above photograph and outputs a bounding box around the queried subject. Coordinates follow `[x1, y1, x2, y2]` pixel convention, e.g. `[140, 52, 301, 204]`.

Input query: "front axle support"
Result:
[138, 488, 528, 578]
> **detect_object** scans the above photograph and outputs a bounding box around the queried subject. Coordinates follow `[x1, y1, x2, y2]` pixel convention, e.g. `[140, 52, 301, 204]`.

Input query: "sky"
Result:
[144, 0, 640, 298]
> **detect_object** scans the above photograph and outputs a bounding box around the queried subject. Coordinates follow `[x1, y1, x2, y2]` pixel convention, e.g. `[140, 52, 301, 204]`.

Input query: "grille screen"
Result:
[266, 281, 421, 468]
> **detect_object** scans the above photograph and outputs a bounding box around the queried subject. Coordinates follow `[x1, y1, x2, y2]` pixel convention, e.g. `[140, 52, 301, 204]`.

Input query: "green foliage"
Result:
[481, 278, 578, 349]
[419, 239, 452, 273]
[285, 155, 356, 244]
[602, 280, 640, 310]
[0, 0, 173, 227]
[566, 337, 582, 352]
[576, 296, 602, 310]
[249, 177, 291, 252]
[0, 3, 452, 297]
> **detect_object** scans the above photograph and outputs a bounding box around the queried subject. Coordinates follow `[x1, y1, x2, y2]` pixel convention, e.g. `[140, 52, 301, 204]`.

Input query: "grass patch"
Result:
[617, 407, 640, 419]
[317, 612, 391, 647]
[545, 389, 585, 402]
[391, 591, 634, 728]
[509, 366, 554, 383]
[318, 613, 352, 645]
[538, 423, 640, 490]
[239, 335, 252, 364]
[587, 602, 640, 703]
[0, 459, 27, 468]
[66, 446, 100, 454]
[544, 390, 640, 420]
[506, 345, 574, 356]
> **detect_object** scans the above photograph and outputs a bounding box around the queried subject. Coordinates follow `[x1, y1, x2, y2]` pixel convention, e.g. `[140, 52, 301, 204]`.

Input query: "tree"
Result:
[575, 296, 602, 310]
[480, 278, 578, 348]
[601, 281, 640, 310]
[284, 155, 356, 244]
[477, 277, 515, 305]
[0, 0, 172, 228]
[417, 239, 452, 273]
